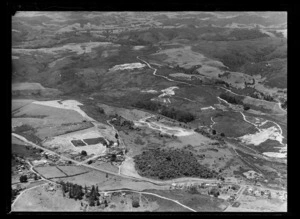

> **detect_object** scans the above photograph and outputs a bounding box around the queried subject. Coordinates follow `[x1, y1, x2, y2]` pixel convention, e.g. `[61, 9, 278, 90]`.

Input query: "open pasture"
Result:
[12, 99, 35, 112]
[56, 165, 90, 176]
[212, 111, 258, 137]
[34, 166, 67, 178]
[12, 100, 94, 139]
[98, 103, 153, 121]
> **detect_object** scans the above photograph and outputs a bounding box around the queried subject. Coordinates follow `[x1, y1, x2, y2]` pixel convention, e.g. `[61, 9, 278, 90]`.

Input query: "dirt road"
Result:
[99, 189, 197, 212]
[11, 133, 219, 186]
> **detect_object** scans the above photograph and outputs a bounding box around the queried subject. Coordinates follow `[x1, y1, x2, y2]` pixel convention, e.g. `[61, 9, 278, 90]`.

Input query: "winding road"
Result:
[137, 55, 286, 115]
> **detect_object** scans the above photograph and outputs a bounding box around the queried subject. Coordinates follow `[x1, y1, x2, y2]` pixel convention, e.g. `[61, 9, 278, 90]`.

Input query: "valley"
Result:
[11, 11, 287, 213]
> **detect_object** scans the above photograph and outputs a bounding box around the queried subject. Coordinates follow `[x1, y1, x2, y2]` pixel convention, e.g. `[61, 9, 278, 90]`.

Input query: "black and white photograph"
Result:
[10, 10, 287, 213]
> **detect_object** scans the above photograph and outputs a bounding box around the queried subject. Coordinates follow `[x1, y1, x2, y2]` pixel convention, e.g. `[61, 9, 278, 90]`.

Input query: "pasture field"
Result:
[12, 143, 42, 161]
[54, 170, 168, 191]
[93, 191, 160, 212]
[144, 189, 228, 212]
[12, 100, 94, 139]
[212, 111, 258, 137]
[12, 99, 35, 112]
[12, 135, 31, 146]
[55, 165, 91, 176]
[12, 183, 82, 212]
[243, 96, 284, 114]
[34, 166, 67, 179]
[98, 103, 153, 121]
[90, 161, 119, 174]
[120, 157, 142, 178]
[141, 193, 190, 212]
[226, 195, 287, 212]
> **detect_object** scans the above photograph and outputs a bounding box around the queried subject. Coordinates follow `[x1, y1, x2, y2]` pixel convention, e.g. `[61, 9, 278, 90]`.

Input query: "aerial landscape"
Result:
[11, 11, 287, 212]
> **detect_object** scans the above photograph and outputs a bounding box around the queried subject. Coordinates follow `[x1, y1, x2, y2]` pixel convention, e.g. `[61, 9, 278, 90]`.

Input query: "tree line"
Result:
[132, 100, 196, 123]
[219, 93, 243, 105]
[59, 181, 107, 207]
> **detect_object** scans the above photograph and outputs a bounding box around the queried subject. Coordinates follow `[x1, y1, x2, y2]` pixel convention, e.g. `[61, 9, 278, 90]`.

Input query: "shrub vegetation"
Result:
[132, 100, 195, 123]
[134, 149, 218, 180]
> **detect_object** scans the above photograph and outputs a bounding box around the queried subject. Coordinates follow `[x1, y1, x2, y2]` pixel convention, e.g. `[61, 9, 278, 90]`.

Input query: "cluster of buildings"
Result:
[243, 186, 287, 202]
[32, 151, 71, 167]
[226, 193, 238, 203]
[13, 157, 28, 173]
[169, 181, 244, 202]
[170, 182, 221, 190]
[99, 192, 112, 204]
[41, 152, 60, 162]
[244, 186, 272, 199]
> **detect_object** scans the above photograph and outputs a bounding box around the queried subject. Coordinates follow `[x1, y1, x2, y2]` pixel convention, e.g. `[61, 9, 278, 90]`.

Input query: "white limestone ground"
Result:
[243, 170, 263, 179]
[109, 62, 146, 71]
[157, 86, 179, 103]
[239, 126, 283, 146]
[141, 89, 158, 94]
[238, 112, 286, 158]
[215, 97, 286, 158]
[134, 116, 195, 137]
[133, 45, 146, 50]
[201, 106, 215, 110]
[169, 73, 193, 80]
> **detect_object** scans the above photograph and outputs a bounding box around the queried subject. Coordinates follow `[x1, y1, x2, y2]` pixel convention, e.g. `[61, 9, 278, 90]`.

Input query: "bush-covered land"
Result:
[281, 100, 287, 109]
[134, 148, 218, 180]
[202, 28, 269, 41]
[250, 91, 276, 102]
[132, 100, 195, 123]
[219, 93, 243, 105]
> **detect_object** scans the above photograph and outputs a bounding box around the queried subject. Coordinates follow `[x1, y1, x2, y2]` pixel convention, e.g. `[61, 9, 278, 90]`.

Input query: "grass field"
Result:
[12, 99, 35, 112]
[212, 111, 258, 137]
[55, 165, 91, 176]
[141, 193, 190, 212]
[12, 143, 42, 161]
[12, 183, 83, 212]
[12, 100, 93, 140]
[144, 189, 228, 212]
[34, 166, 67, 178]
